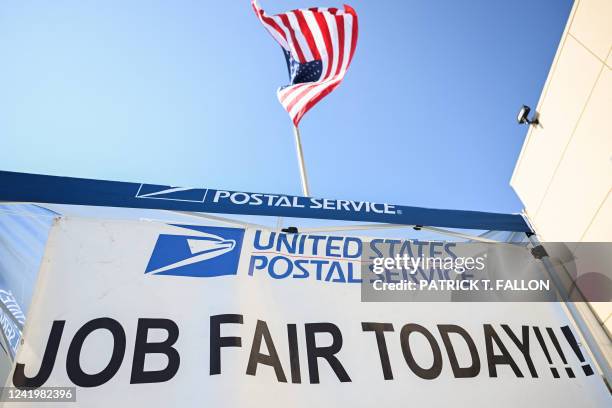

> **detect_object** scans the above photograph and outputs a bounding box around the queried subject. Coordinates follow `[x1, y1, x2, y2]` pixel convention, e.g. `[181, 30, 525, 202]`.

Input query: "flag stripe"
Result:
[333, 14, 345, 76]
[303, 11, 328, 78]
[285, 12, 354, 122]
[295, 80, 342, 124]
[253, 1, 358, 126]
[294, 10, 321, 61]
[279, 14, 307, 63]
[313, 10, 334, 79]
[287, 12, 314, 61]
[283, 12, 352, 112]
[286, 13, 354, 120]
[346, 5, 359, 63]
[252, 3, 289, 49]
[324, 12, 340, 80]
[277, 11, 336, 105]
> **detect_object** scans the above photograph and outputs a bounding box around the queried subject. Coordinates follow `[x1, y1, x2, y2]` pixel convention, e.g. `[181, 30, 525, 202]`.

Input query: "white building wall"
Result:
[511, 0, 611, 339]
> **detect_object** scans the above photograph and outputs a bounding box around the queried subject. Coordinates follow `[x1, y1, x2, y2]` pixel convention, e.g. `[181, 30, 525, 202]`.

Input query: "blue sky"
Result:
[0, 0, 572, 215]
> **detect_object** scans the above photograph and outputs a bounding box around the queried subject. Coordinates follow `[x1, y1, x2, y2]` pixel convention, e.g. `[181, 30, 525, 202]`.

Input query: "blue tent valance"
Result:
[0, 171, 532, 233]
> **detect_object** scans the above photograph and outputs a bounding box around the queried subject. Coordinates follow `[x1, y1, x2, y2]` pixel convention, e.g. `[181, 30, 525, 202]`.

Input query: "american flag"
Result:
[252, 0, 358, 126]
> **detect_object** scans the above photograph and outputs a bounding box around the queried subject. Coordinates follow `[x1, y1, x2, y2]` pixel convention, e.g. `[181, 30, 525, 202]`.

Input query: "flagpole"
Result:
[292, 125, 310, 196]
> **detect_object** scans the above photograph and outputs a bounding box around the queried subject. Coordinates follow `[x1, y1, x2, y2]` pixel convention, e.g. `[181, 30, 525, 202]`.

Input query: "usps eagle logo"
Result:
[145, 225, 244, 278]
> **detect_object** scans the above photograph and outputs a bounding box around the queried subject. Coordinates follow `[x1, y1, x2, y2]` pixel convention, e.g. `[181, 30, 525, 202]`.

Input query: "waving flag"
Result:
[252, 0, 358, 126]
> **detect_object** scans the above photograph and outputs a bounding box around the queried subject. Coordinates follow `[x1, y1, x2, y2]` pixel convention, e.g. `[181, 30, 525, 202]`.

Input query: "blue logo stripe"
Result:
[146, 225, 244, 278]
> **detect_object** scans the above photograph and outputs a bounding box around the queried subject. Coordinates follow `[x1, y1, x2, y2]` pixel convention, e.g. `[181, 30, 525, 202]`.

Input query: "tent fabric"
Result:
[0, 201, 530, 384]
[0, 204, 55, 379]
[0, 204, 56, 315]
[0, 171, 533, 233]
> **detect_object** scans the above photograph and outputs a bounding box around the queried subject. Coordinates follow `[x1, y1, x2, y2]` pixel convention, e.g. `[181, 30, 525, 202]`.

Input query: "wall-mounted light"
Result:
[517, 105, 539, 126]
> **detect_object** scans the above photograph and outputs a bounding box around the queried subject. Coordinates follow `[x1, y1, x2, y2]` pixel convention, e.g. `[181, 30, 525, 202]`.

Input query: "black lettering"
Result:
[501, 325, 537, 378]
[305, 323, 351, 383]
[287, 324, 301, 383]
[361, 322, 394, 380]
[400, 323, 442, 380]
[484, 324, 522, 377]
[66, 318, 126, 387]
[246, 320, 287, 382]
[210, 314, 243, 375]
[130, 318, 180, 384]
[437, 324, 480, 378]
[13, 321, 65, 388]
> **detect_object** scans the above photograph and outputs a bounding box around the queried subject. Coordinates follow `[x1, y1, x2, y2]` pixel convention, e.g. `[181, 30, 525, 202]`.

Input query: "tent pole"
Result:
[299, 223, 501, 243]
[168, 211, 270, 230]
[527, 234, 612, 386]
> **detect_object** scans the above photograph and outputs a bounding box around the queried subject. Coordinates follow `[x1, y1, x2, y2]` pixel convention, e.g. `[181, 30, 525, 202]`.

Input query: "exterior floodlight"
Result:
[517, 105, 539, 126]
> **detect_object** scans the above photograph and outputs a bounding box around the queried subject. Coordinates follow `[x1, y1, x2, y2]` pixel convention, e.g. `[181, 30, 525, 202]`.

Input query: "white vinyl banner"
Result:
[7, 217, 610, 407]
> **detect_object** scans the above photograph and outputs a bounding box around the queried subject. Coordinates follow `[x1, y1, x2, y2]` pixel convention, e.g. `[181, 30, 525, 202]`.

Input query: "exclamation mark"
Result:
[533, 327, 559, 378]
[561, 325, 595, 376]
[546, 328, 574, 378]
